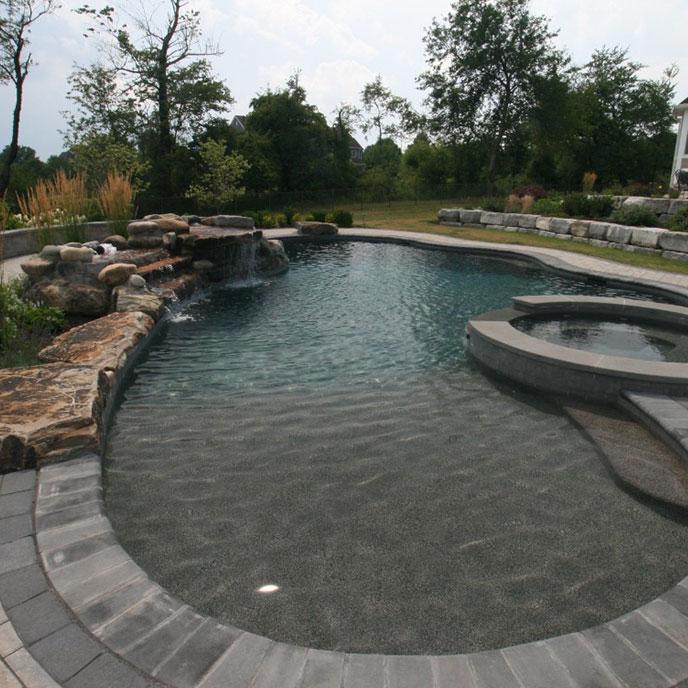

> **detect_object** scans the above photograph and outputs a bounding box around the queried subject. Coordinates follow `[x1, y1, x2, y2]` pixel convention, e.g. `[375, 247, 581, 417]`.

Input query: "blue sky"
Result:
[1, 0, 686, 159]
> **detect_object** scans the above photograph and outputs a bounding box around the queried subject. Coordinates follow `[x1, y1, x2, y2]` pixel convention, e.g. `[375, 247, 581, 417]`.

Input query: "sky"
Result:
[1, 0, 686, 160]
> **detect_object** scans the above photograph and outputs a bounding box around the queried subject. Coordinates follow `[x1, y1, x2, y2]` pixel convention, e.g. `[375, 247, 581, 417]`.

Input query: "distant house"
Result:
[672, 98, 688, 189]
[230, 115, 247, 132]
[348, 135, 364, 164]
[231, 114, 364, 164]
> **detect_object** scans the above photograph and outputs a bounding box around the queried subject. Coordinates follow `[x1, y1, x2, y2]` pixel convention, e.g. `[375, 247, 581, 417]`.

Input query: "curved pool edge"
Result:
[7, 229, 688, 686]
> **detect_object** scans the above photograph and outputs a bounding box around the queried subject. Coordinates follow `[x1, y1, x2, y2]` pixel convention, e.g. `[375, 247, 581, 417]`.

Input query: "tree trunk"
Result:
[0, 76, 24, 199]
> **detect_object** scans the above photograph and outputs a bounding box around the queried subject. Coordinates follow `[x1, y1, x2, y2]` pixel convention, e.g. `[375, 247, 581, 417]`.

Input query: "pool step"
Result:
[564, 400, 688, 510]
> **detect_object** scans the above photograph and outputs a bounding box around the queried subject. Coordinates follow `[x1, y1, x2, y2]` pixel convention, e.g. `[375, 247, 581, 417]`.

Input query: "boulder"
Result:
[438, 209, 460, 223]
[127, 221, 164, 237]
[588, 222, 611, 240]
[535, 217, 552, 231]
[479, 211, 505, 226]
[103, 235, 128, 250]
[630, 227, 668, 249]
[127, 235, 164, 249]
[114, 286, 165, 320]
[97, 263, 138, 287]
[39, 311, 155, 370]
[182, 214, 203, 225]
[151, 217, 190, 234]
[549, 218, 573, 235]
[606, 224, 633, 244]
[128, 274, 147, 290]
[59, 246, 96, 263]
[517, 215, 539, 229]
[64, 242, 83, 248]
[296, 221, 338, 236]
[256, 239, 289, 276]
[459, 209, 483, 224]
[162, 232, 177, 250]
[623, 197, 670, 215]
[32, 280, 109, 316]
[83, 241, 100, 251]
[669, 200, 688, 215]
[39, 245, 62, 262]
[21, 257, 56, 282]
[201, 215, 255, 230]
[569, 221, 590, 238]
[659, 232, 688, 253]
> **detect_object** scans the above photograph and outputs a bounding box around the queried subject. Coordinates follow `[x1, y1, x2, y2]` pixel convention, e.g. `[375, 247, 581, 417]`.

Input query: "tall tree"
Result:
[418, 0, 565, 190]
[76, 0, 232, 195]
[360, 75, 411, 143]
[0, 0, 58, 197]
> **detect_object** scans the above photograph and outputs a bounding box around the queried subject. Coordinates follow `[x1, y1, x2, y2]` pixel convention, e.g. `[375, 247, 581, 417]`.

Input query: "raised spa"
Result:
[105, 241, 688, 655]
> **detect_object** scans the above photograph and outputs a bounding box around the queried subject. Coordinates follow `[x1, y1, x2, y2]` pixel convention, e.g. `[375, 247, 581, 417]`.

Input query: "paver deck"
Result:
[6, 229, 688, 686]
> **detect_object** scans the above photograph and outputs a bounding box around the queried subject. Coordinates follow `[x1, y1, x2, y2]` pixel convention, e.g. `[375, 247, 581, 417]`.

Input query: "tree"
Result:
[418, 0, 564, 190]
[76, 0, 233, 196]
[573, 47, 676, 185]
[360, 75, 411, 143]
[245, 76, 335, 192]
[0, 0, 58, 197]
[186, 139, 249, 213]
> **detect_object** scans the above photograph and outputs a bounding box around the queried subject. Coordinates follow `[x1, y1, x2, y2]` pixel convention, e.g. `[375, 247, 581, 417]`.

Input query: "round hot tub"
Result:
[468, 296, 688, 401]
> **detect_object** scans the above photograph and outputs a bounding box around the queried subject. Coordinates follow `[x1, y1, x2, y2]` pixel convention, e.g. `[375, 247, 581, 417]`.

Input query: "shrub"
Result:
[669, 208, 688, 232]
[310, 210, 328, 222]
[259, 212, 277, 229]
[582, 171, 598, 193]
[274, 213, 288, 228]
[513, 184, 546, 201]
[98, 172, 134, 236]
[330, 209, 353, 227]
[479, 197, 505, 212]
[283, 207, 297, 225]
[0, 281, 65, 369]
[504, 194, 522, 213]
[562, 193, 590, 218]
[610, 205, 658, 227]
[561, 194, 614, 219]
[532, 197, 565, 217]
[520, 195, 535, 214]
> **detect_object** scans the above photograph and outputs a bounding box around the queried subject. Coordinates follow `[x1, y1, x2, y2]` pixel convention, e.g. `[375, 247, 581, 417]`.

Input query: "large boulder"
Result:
[256, 239, 289, 276]
[103, 235, 128, 250]
[201, 215, 255, 230]
[128, 235, 164, 249]
[32, 280, 110, 316]
[152, 217, 190, 234]
[296, 221, 338, 236]
[438, 209, 460, 223]
[21, 257, 55, 283]
[59, 246, 96, 263]
[459, 209, 483, 224]
[39, 245, 62, 263]
[623, 197, 670, 215]
[114, 284, 165, 320]
[98, 262, 138, 287]
[606, 224, 633, 244]
[659, 232, 688, 253]
[128, 221, 163, 237]
[549, 218, 573, 235]
[479, 211, 505, 226]
[631, 227, 668, 249]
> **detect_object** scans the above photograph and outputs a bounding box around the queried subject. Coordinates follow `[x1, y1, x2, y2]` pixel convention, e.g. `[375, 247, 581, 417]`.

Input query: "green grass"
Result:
[327, 199, 688, 277]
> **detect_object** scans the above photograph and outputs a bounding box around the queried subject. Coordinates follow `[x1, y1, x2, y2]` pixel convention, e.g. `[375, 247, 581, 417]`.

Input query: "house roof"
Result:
[231, 115, 247, 130]
[348, 134, 363, 150]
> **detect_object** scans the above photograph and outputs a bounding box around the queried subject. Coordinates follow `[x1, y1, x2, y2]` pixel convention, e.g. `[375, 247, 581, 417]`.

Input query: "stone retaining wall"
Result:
[0, 222, 117, 260]
[439, 208, 688, 261]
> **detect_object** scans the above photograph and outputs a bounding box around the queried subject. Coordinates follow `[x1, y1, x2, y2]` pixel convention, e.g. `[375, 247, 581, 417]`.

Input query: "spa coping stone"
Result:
[10, 229, 688, 685]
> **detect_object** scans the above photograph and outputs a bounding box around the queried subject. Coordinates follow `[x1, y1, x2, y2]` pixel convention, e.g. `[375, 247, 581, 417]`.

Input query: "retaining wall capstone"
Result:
[438, 207, 688, 260]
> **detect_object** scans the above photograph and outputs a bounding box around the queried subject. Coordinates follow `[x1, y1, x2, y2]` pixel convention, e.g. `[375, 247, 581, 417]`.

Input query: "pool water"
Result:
[515, 315, 688, 362]
[105, 241, 688, 654]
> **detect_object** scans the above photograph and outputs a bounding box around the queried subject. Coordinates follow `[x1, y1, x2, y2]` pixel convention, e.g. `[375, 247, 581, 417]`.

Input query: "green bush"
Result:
[562, 193, 590, 217]
[282, 207, 297, 225]
[587, 195, 615, 219]
[478, 197, 505, 212]
[0, 281, 65, 368]
[329, 209, 353, 227]
[562, 194, 614, 219]
[310, 210, 328, 222]
[668, 208, 688, 232]
[610, 205, 658, 227]
[532, 197, 565, 217]
[274, 213, 288, 228]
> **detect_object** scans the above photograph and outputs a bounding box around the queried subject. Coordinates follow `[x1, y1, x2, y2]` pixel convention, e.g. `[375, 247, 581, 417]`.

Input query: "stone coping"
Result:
[467, 297, 688, 402]
[8, 230, 688, 684]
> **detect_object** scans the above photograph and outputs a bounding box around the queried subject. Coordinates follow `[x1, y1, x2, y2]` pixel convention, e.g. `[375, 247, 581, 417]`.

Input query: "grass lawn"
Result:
[339, 199, 688, 277]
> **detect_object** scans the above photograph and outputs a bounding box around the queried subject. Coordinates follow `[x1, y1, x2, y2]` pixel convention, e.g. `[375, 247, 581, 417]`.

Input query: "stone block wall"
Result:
[438, 208, 688, 262]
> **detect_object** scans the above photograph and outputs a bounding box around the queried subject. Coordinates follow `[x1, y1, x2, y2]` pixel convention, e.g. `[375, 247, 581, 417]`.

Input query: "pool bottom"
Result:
[105, 369, 688, 655]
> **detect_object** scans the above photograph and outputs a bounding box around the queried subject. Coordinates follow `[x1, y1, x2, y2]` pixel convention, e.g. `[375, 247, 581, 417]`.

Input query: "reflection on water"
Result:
[515, 315, 688, 362]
